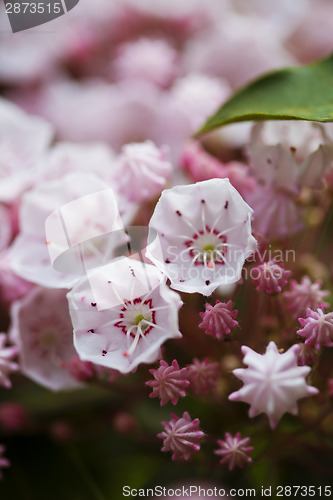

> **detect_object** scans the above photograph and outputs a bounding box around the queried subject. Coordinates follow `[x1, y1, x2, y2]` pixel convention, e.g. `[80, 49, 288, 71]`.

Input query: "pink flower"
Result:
[0, 445, 10, 480]
[67, 258, 182, 374]
[181, 143, 256, 197]
[187, 358, 220, 394]
[0, 98, 53, 203]
[146, 359, 189, 406]
[158, 411, 204, 461]
[284, 276, 329, 319]
[0, 333, 18, 389]
[146, 179, 257, 296]
[229, 342, 319, 429]
[252, 259, 291, 294]
[215, 432, 253, 470]
[112, 38, 179, 88]
[199, 300, 238, 339]
[10, 287, 81, 391]
[297, 308, 333, 350]
[112, 141, 172, 202]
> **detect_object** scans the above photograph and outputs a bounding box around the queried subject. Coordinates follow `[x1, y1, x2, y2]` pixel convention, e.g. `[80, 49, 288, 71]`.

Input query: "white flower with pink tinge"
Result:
[10, 172, 125, 289]
[158, 411, 204, 461]
[215, 432, 253, 471]
[0, 445, 10, 480]
[112, 38, 179, 88]
[0, 98, 53, 203]
[39, 142, 116, 183]
[229, 342, 319, 429]
[283, 276, 330, 319]
[146, 179, 257, 296]
[9, 287, 81, 391]
[247, 121, 327, 189]
[112, 141, 172, 202]
[297, 308, 333, 350]
[252, 259, 291, 294]
[146, 359, 189, 406]
[0, 334, 18, 389]
[67, 258, 182, 374]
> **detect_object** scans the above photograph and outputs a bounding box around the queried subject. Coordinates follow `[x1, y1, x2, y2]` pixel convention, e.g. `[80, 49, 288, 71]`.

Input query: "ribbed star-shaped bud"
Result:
[215, 432, 253, 470]
[146, 359, 189, 406]
[298, 308, 333, 350]
[229, 342, 318, 429]
[158, 412, 204, 461]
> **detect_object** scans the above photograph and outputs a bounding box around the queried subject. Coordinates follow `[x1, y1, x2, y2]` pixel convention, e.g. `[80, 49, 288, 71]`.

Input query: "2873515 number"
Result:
[276, 485, 331, 496]
[5, 3, 62, 14]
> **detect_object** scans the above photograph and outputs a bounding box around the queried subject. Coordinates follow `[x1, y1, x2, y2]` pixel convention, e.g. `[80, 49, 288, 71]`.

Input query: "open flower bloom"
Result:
[10, 287, 81, 391]
[146, 179, 257, 296]
[67, 258, 182, 374]
[0, 98, 53, 203]
[10, 172, 126, 289]
[229, 342, 319, 429]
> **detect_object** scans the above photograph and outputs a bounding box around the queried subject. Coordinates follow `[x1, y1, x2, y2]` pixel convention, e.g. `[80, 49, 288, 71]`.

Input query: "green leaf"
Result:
[196, 54, 333, 135]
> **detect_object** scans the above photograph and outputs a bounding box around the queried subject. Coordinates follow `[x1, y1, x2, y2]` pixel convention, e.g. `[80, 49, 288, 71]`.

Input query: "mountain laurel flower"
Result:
[67, 258, 182, 374]
[158, 411, 204, 461]
[0, 333, 18, 389]
[199, 300, 238, 339]
[215, 432, 253, 470]
[229, 342, 319, 429]
[146, 179, 257, 296]
[252, 259, 291, 294]
[187, 358, 220, 394]
[297, 308, 333, 350]
[284, 276, 330, 319]
[0, 445, 10, 480]
[0, 98, 53, 203]
[112, 38, 179, 88]
[10, 172, 125, 289]
[112, 141, 172, 202]
[146, 359, 190, 406]
[10, 287, 81, 391]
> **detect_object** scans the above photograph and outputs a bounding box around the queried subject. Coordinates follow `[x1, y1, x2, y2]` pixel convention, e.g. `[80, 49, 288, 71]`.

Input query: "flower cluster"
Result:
[0, 0, 333, 489]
